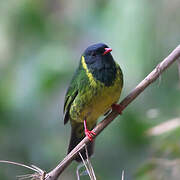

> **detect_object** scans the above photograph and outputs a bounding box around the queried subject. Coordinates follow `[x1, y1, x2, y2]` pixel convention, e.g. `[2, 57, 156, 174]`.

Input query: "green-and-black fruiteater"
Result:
[63, 43, 123, 161]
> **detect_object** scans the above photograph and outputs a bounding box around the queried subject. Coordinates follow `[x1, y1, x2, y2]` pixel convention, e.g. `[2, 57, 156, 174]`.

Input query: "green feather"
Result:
[63, 61, 88, 124]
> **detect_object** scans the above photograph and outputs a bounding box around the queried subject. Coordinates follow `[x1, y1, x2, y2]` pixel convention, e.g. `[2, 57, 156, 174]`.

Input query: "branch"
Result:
[45, 45, 180, 180]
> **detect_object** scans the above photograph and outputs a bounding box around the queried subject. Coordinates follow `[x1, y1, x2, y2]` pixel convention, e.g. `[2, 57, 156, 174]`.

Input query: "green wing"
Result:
[63, 70, 79, 124]
[63, 62, 86, 124]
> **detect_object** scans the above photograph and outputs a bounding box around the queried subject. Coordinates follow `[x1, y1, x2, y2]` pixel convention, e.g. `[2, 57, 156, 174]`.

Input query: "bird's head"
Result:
[81, 43, 117, 86]
[82, 43, 114, 68]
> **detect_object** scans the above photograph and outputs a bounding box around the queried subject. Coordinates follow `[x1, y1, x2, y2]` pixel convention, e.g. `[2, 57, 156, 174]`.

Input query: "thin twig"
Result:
[121, 170, 124, 180]
[78, 153, 90, 177]
[0, 160, 46, 180]
[85, 147, 96, 180]
[75, 146, 96, 180]
[76, 163, 84, 180]
[0, 160, 40, 173]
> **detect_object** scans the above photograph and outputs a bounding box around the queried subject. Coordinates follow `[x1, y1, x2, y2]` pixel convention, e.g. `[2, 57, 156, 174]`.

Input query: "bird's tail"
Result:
[67, 122, 96, 162]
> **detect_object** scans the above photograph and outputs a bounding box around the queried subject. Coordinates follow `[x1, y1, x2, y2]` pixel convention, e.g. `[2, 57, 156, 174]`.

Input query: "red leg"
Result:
[84, 119, 96, 141]
[112, 104, 123, 115]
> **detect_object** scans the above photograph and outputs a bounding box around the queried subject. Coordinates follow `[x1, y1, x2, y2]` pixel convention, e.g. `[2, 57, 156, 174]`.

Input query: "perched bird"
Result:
[63, 43, 123, 161]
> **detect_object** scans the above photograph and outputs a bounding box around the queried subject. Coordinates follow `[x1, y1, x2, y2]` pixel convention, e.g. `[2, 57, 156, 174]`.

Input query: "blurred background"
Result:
[0, 0, 180, 179]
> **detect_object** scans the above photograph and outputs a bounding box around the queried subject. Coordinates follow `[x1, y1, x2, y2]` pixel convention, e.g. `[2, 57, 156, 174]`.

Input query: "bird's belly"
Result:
[86, 88, 119, 123]
[70, 81, 122, 126]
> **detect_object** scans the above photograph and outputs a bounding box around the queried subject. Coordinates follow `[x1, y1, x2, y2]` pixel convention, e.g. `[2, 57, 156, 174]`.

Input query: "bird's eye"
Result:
[91, 52, 96, 57]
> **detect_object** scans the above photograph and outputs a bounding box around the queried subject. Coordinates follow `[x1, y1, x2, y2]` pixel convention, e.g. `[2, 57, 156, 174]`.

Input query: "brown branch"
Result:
[45, 45, 180, 180]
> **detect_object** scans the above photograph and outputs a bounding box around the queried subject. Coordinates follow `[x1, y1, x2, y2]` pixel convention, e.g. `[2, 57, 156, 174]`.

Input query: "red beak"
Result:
[103, 48, 112, 55]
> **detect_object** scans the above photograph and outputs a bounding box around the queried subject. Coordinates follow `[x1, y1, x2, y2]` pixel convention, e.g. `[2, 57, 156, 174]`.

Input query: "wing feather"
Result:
[63, 88, 78, 124]
[63, 64, 82, 124]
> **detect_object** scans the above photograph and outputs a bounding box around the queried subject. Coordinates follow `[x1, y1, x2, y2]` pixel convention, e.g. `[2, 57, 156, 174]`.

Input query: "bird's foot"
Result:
[85, 129, 96, 141]
[112, 104, 123, 115]
[84, 120, 96, 141]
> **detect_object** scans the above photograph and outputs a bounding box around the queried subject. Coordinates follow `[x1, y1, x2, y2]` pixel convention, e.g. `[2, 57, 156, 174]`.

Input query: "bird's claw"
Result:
[85, 129, 96, 141]
[84, 119, 96, 141]
[112, 104, 123, 115]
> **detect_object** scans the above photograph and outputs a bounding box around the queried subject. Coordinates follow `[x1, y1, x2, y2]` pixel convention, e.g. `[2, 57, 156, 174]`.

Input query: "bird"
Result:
[63, 43, 123, 162]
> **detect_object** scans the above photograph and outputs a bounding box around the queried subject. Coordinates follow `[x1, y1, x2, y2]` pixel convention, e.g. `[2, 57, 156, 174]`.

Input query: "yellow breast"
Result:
[81, 69, 122, 124]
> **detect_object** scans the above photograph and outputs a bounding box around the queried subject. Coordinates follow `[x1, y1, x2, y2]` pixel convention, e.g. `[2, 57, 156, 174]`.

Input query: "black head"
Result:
[83, 43, 113, 65]
[82, 43, 117, 86]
